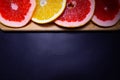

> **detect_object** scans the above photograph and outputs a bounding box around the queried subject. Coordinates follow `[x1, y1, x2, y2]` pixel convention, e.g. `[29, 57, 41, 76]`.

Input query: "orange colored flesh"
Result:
[94, 0, 120, 21]
[57, 0, 91, 22]
[0, 0, 31, 22]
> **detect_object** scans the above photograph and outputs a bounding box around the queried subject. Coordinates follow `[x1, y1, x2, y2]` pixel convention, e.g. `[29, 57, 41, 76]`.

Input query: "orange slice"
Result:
[32, 0, 66, 24]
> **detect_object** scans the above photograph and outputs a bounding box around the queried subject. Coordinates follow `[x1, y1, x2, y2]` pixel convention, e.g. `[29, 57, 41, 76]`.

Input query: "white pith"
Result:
[11, 3, 18, 10]
[55, 0, 95, 27]
[0, 0, 36, 27]
[104, 7, 108, 11]
[40, 0, 47, 7]
[92, 0, 120, 27]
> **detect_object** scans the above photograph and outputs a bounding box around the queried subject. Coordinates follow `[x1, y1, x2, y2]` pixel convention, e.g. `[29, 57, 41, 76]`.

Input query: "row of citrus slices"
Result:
[0, 0, 120, 28]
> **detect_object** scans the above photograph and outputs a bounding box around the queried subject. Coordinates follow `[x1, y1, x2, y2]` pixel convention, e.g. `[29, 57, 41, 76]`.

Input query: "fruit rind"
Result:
[92, 12, 120, 27]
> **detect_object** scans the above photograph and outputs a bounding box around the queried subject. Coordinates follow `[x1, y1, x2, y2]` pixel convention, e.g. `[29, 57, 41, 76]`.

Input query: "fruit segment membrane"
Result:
[0, 0, 31, 22]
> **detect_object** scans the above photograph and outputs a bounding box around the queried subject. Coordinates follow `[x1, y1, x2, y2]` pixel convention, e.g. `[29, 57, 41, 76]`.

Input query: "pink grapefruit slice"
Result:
[0, 0, 36, 27]
[92, 0, 120, 27]
[54, 0, 95, 28]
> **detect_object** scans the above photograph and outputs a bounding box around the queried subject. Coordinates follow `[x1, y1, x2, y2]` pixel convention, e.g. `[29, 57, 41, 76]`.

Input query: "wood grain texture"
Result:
[0, 21, 120, 31]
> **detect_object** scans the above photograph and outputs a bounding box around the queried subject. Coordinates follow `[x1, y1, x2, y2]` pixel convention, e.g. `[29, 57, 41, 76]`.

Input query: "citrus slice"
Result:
[32, 0, 66, 24]
[54, 0, 95, 28]
[92, 0, 120, 27]
[0, 0, 36, 27]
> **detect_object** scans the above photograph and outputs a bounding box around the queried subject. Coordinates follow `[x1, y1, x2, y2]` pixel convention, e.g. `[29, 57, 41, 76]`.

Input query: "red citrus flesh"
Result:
[92, 0, 120, 27]
[60, 0, 91, 22]
[0, 0, 36, 27]
[55, 0, 95, 27]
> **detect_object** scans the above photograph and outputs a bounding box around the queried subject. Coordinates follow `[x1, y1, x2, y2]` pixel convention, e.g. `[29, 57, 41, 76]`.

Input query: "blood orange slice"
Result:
[0, 0, 36, 27]
[92, 0, 120, 27]
[55, 0, 95, 28]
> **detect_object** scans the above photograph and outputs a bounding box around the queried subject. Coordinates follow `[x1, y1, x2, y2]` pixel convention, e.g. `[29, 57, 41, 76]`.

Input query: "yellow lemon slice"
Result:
[32, 0, 66, 24]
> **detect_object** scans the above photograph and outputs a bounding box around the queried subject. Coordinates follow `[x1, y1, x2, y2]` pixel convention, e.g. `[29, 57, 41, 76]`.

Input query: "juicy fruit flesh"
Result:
[32, 0, 64, 20]
[57, 0, 91, 22]
[0, 0, 31, 22]
[95, 0, 120, 21]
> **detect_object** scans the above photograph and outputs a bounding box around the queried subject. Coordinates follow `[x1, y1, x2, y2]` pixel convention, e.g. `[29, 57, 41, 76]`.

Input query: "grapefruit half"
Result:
[0, 0, 36, 27]
[55, 0, 95, 28]
[92, 0, 120, 27]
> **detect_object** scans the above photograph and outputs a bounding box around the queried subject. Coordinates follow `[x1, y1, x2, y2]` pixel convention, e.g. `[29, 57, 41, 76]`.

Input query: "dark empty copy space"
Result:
[0, 31, 119, 80]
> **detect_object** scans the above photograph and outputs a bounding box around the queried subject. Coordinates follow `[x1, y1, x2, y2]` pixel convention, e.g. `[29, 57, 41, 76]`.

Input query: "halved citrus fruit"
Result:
[0, 0, 36, 27]
[32, 0, 66, 24]
[92, 0, 120, 27]
[54, 0, 95, 28]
